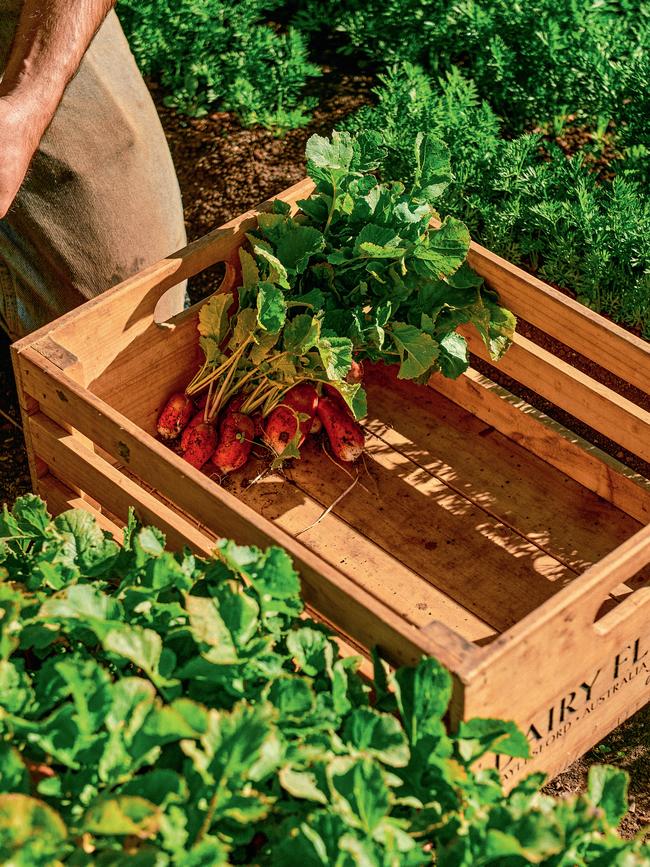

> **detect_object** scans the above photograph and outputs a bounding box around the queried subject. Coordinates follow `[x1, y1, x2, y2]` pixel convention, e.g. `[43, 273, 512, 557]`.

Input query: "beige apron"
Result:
[0, 5, 187, 338]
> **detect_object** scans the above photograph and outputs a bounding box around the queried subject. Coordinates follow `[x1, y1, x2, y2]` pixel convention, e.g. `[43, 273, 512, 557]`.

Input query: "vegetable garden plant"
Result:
[156, 130, 515, 475]
[1, 494, 648, 865]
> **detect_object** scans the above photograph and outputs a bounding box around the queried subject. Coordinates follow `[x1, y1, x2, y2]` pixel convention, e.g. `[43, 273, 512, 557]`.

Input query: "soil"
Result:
[0, 67, 648, 838]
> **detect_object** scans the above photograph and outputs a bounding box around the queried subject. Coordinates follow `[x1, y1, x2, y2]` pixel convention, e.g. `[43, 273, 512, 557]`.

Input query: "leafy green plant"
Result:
[167, 129, 514, 469]
[117, 0, 320, 129]
[1, 495, 648, 864]
[345, 65, 650, 336]
[291, 0, 650, 134]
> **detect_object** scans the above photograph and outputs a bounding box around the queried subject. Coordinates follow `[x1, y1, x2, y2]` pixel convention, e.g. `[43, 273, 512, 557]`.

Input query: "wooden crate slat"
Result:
[461, 327, 650, 463]
[360, 366, 649, 577]
[228, 457, 497, 643]
[429, 367, 650, 527]
[29, 413, 217, 557]
[466, 240, 650, 395]
[38, 474, 123, 540]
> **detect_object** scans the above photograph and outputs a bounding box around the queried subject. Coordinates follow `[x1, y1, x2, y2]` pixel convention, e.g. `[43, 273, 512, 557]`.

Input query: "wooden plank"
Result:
[228, 459, 496, 642]
[38, 474, 123, 541]
[16, 348, 479, 676]
[465, 239, 650, 394]
[463, 526, 650, 782]
[429, 367, 650, 526]
[461, 326, 650, 463]
[275, 433, 574, 633]
[89, 309, 202, 429]
[28, 413, 217, 557]
[361, 365, 649, 580]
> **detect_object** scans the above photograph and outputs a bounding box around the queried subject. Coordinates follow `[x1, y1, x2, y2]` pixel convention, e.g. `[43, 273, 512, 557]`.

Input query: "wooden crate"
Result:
[11, 179, 650, 787]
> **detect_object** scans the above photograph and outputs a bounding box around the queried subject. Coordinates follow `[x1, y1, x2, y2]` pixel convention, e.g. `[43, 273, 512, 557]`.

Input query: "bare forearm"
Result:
[1, 0, 115, 119]
[0, 0, 115, 216]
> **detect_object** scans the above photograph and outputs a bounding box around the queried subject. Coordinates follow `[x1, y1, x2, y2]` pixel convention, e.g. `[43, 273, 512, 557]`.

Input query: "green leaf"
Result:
[2, 495, 51, 538]
[103, 626, 165, 683]
[437, 331, 469, 379]
[0, 794, 67, 860]
[0, 746, 28, 794]
[249, 327, 280, 365]
[413, 133, 452, 201]
[0, 660, 32, 715]
[279, 767, 328, 804]
[267, 678, 315, 719]
[343, 708, 410, 768]
[229, 306, 258, 349]
[393, 657, 452, 745]
[588, 765, 629, 826]
[40, 583, 121, 624]
[276, 224, 324, 275]
[353, 224, 406, 259]
[329, 758, 390, 834]
[198, 293, 233, 362]
[412, 217, 470, 280]
[317, 335, 353, 380]
[239, 247, 260, 288]
[54, 510, 119, 576]
[185, 595, 238, 664]
[306, 131, 355, 173]
[484, 298, 517, 361]
[257, 282, 286, 333]
[456, 718, 530, 764]
[283, 314, 321, 355]
[83, 795, 161, 837]
[247, 235, 290, 288]
[390, 322, 439, 379]
[287, 627, 334, 677]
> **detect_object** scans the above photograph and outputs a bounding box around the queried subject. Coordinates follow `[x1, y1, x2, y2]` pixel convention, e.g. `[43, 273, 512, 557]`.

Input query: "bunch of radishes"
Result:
[156, 364, 365, 477]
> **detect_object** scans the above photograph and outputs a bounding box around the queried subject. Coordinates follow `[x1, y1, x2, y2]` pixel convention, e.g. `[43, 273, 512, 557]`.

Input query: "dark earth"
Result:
[0, 66, 647, 836]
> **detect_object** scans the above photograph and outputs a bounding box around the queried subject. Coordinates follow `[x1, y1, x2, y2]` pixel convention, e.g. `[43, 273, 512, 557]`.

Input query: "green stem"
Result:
[239, 379, 268, 414]
[323, 179, 337, 235]
[187, 337, 252, 397]
[206, 356, 241, 421]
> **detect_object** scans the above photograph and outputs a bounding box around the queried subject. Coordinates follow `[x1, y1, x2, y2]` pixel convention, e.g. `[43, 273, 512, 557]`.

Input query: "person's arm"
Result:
[0, 0, 116, 218]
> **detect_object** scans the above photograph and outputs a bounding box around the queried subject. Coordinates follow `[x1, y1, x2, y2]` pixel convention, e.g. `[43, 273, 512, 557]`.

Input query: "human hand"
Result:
[0, 93, 44, 218]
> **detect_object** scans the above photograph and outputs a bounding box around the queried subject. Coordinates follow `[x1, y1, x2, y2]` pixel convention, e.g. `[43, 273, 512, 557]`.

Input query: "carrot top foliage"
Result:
[1, 495, 648, 864]
[117, 0, 650, 335]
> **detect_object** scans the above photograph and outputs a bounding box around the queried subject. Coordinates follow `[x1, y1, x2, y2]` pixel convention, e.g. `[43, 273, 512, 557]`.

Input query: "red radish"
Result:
[317, 395, 364, 462]
[252, 412, 265, 439]
[157, 393, 194, 440]
[346, 359, 364, 384]
[181, 423, 217, 469]
[180, 411, 205, 452]
[226, 394, 246, 413]
[323, 383, 342, 400]
[264, 405, 301, 455]
[196, 393, 208, 410]
[310, 414, 323, 435]
[213, 412, 255, 474]
[281, 382, 319, 438]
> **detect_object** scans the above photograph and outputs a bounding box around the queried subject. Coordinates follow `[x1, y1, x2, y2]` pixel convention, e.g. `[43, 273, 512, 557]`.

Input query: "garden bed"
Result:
[1, 72, 649, 833]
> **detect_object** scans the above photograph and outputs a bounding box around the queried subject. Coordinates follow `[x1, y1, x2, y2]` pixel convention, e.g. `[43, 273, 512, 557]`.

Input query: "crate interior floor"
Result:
[101, 360, 648, 648]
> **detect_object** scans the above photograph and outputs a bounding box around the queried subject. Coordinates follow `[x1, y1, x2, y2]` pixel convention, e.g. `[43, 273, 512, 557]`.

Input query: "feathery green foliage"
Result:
[345, 65, 650, 335]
